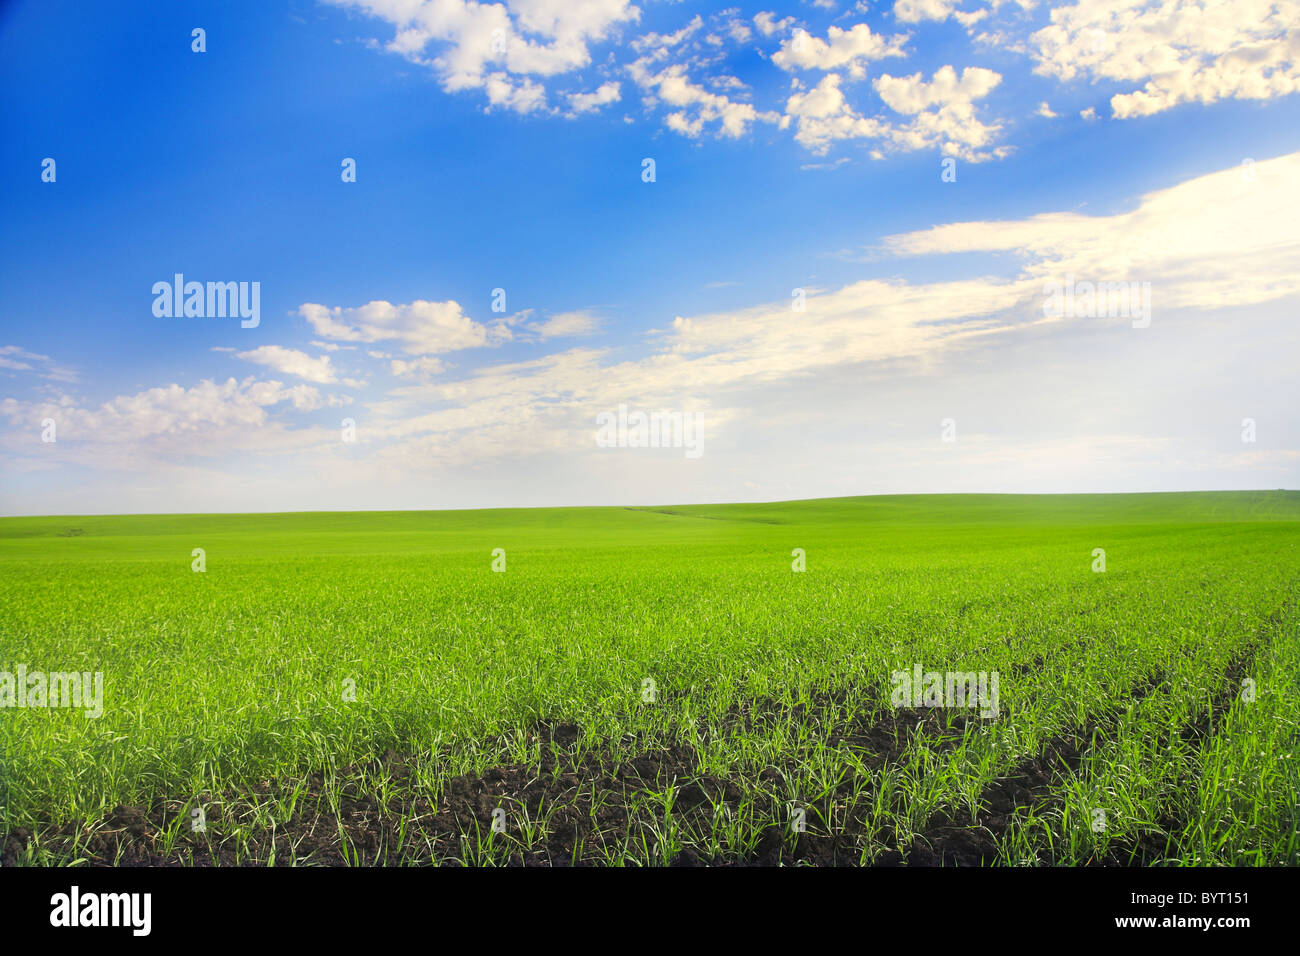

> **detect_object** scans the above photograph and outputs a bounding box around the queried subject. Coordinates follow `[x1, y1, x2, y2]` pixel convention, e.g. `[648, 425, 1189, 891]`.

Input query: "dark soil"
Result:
[1110, 643, 1261, 865]
[0, 646, 1257, 867]
[1, 691, 975, 867]
[877, 643, 1259, 867]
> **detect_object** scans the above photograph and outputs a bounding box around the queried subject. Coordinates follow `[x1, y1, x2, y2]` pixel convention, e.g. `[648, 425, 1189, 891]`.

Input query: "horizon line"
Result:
[3, 488, 1296, 521]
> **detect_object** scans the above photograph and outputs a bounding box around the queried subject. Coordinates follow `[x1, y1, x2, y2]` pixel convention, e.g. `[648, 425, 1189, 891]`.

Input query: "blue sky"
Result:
[2, 0, 1298, 514]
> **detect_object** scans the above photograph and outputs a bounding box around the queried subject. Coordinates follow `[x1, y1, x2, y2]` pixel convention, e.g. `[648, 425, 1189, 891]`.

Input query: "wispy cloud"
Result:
[0, 346, 79, 384]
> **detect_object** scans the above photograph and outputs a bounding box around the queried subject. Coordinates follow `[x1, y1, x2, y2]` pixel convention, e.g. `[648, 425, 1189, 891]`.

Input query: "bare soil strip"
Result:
[879, 642, 1260, 867]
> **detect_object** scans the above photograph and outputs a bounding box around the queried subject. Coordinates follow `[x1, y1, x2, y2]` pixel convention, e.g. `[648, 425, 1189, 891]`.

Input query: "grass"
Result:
[1, 490, 1297, 865]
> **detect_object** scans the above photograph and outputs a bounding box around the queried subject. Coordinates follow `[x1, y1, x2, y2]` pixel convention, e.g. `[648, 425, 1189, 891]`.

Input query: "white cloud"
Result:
[390, 356, 447, 378]
[529, 310, 601, 338]
[881, 150, 1300, 312]
[801, 156, 852, 170]
[953, 8, 990, 29]
[0, 346, 78, 383]
[772, 24, 909, 79]
[631, 14, 701, 56]
[566, 80, 621, 115]
[0, 377, 346, 446]
[299, 297, 511, 355]
[1031, 0, 1300, 118]
[235, 345, 364, 387]
[785, 73, 888, 153]
[892, 0, 1001, 27]
[483, 71, 548, 113]
[893, 0, 960, 24]
[326, 0, 640, 106]
[726, 19, 752, 44]
[873, 65, 1008, 159]
[785, 66, 1008, 160]
[324, 0, 1300, 162]
[875, 64, 1000, 114]
[629, 60, 783, 138]
[753, 12, 795, 37]
[0, 346, 41, 372]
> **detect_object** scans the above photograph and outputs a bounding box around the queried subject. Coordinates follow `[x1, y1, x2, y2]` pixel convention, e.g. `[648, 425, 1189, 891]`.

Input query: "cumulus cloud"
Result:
[726, 18, 752, 44]
[631, 14, 702, 56]
[1031, 0, 1300, 118]
[298, 298, 511, 355]
[753, 12, 795, 37]
[893, 0, 961, 24]
[326, 0, 640, 107]
[483, 71, 548, 113]
[953, 8, 990, 29]
[566, 80, 621, 115]
[785, 66, 1008, 159]
[0, 377, 347, 446]
[785, 73, 889, 152]
[873, 65, 1008, 158]
[326, 0, 1300, 160]
[629, 60, 783, 138]
[772, 24, 909, 79]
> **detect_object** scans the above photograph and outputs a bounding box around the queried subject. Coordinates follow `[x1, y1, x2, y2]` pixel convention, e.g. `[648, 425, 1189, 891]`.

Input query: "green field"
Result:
[2, 491, 1298, 865]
